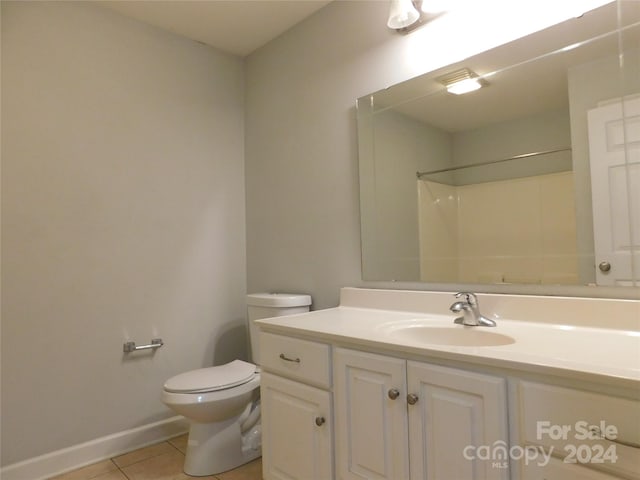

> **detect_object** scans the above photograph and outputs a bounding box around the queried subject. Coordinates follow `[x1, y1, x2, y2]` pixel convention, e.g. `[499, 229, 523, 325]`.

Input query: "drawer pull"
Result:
[279, 353, 301, 363]
[407, 393, 419, 405]
[315, 416, 326, 426]
[388, 388, 400, 400]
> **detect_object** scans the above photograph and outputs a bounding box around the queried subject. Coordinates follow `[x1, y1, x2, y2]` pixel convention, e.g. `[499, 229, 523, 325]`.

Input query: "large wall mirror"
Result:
[357, 1, 639, 293]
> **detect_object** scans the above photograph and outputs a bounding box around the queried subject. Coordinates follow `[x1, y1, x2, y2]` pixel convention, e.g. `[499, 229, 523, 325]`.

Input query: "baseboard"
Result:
[0, 416, 189, 480]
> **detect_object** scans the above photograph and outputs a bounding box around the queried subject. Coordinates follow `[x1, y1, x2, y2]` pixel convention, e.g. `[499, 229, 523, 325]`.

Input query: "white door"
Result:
[334, 348, 409, 480]
[588, 96, 640, 286]
[260, 372, 333, 480]
[407, 361, 509, 480]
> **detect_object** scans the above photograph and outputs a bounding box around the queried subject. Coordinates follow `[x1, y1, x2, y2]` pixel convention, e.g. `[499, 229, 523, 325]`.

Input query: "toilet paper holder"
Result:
[123, 338, 164, 353]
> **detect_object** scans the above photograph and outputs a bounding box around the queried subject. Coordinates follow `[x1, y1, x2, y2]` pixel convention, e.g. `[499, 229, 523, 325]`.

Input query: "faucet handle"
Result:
[454, 292, 477, 305]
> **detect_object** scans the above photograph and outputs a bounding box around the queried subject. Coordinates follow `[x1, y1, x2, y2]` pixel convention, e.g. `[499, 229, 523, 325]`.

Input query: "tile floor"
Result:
[48, 434, 262, 480]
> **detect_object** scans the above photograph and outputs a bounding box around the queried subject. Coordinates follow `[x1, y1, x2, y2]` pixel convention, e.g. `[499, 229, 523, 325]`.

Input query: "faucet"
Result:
[450, 292, 496, 327]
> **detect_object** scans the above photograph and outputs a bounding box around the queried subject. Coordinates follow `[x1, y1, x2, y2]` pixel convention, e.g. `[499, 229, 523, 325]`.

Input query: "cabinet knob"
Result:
[388, 388, 400, 400]
[315, 416, 326, 426]
[407, 393, 419, 405]
[598, 261, 611, 272]
[279, 353, 301, 363]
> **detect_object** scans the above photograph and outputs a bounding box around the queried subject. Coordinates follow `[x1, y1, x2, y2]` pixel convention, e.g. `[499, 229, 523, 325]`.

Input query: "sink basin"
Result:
[379, 320, 515, 347]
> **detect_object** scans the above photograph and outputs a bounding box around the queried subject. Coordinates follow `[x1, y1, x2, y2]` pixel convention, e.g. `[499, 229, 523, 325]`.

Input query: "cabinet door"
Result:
[407, 361, 509, 480]
[261, 372, 332, 480]
[334, 348, 409, 480]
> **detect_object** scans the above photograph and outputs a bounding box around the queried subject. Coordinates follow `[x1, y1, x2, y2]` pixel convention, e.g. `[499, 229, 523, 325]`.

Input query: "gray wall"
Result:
[452, 108, 572, 185]
[368, 110, 452, 281]
[1, 2, 246, 465]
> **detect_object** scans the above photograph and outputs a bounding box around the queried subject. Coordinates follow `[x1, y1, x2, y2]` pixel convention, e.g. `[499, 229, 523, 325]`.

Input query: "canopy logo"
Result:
[463, 441, 551, 468]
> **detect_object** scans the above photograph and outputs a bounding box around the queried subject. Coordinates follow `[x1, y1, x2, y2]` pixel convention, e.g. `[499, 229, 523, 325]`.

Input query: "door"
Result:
[407, 361, 509, 480]
[588, 96, 640, 286]
[260, 372, 332, 480]
[334, 348, 409, 480]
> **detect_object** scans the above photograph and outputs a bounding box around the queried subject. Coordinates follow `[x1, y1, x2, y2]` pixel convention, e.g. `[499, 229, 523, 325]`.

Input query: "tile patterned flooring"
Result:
[48, 435, 262, 480]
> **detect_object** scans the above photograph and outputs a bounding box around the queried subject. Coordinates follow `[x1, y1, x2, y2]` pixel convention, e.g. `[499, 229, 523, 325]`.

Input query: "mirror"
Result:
[357, 1, 639, 289]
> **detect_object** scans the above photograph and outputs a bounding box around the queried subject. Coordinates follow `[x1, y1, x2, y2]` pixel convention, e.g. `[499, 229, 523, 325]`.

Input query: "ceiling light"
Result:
[387, 0, 420, 29]
[447, 78, 482, 95]
[436, 68, 488, 95]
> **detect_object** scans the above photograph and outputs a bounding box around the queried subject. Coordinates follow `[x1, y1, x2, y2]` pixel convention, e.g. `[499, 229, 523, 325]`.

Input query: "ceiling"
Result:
[97, 0, 333, 57]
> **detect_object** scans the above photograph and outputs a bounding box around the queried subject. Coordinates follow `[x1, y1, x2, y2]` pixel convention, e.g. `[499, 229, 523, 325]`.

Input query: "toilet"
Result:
[161, 293, 311, 476]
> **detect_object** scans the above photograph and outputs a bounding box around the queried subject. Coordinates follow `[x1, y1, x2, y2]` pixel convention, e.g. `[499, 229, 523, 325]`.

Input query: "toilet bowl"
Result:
[161, 293, 311, 476]
[162, 360, 262, 476]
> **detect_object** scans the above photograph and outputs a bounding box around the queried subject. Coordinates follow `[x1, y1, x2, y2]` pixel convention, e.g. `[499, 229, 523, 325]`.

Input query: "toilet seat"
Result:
[164, 360, 257, 394]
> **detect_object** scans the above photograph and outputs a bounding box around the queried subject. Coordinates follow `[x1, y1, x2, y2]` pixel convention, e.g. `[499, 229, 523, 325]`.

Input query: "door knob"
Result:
[407, 393, 419, 405]
[315, 416, 326, 426]
[388, 388, 400, 400]
[598, 261, 611, 272]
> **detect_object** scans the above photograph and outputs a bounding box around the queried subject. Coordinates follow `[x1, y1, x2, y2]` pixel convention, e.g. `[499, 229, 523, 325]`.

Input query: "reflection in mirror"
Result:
[357, 1, 639, 289]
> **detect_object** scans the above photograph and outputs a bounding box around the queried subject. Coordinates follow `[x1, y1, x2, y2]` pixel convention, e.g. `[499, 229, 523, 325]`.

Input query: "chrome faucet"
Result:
[450, 292, 496, 327]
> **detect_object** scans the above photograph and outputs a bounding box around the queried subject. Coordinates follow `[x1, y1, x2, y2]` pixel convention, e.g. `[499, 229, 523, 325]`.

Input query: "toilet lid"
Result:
[164, 360, 257, 394]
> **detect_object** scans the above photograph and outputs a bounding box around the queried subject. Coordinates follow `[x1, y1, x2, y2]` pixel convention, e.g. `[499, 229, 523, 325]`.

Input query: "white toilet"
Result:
[161, 293, 311, 476]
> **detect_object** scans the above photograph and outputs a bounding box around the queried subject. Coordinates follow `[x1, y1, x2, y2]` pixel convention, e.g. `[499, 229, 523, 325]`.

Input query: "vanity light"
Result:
[388, 0, 450, 32]
[387, 0, 420, 29]
[437, 68, 488, 95]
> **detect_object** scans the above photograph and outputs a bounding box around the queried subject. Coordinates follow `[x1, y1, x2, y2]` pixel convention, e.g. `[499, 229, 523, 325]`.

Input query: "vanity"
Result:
[257, 288, 640, 480]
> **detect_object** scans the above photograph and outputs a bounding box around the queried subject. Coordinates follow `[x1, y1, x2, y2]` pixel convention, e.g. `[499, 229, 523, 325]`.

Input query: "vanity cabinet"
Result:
[334, 348, 509, 480]
[259, 333, 333, 480]
[258, 327, 638, 480]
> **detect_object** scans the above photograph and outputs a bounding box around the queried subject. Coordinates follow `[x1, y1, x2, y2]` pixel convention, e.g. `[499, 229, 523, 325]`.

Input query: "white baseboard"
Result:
[0, 416, 189, 480]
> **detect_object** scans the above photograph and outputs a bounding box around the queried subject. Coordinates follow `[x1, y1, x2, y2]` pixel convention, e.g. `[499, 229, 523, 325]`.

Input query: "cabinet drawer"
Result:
[517, 381, 640, 479]
[259, 332, 331, 388]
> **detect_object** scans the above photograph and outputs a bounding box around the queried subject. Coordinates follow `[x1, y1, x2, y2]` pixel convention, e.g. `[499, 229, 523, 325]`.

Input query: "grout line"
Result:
[112, 441, 176, 469]
[166, 439, 184, 454]
[117, 466, 131, 480]
[108, 459, 121, 478]
[107, 454, 129, 480]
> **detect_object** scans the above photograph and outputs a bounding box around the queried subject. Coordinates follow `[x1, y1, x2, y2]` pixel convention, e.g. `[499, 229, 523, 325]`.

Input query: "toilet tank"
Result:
[246, 293, 311, 364]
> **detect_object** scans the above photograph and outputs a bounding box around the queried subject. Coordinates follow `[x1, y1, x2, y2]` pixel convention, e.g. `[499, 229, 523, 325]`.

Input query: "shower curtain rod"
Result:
[415, 147, 572, 179]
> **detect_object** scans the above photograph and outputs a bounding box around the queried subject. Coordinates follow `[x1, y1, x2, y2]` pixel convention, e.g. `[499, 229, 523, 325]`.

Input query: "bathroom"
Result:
[2, 0, 638, 479]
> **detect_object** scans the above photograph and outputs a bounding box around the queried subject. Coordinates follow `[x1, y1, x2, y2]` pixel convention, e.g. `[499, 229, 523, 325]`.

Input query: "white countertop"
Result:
[256, 304, 640, 388]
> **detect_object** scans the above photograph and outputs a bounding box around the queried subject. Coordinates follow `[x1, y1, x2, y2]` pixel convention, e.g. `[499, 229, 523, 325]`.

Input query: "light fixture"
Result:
[387, 0, 420, 30]
[436, 68, 488, 95]
[447, 78, 482, 95]
[387, 1, 450, 33]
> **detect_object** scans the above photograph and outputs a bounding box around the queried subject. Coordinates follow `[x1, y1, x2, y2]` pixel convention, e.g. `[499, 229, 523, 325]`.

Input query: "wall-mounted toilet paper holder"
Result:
[123, 338, 164, 353]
